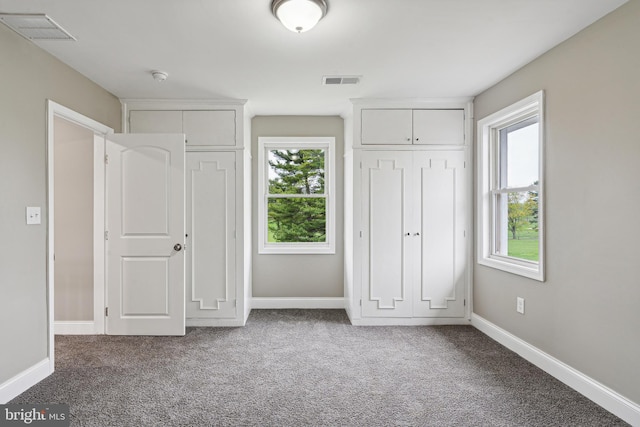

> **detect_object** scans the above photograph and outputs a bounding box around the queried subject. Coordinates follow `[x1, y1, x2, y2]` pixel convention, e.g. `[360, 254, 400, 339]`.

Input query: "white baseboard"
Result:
[0, 359, 52, 404]
[471, 313, 640, 426]
[54, 321, 97, 335]
[186, 318, 246, 327]
[350, 317, 470, 326]
[251, 297, 345, 309]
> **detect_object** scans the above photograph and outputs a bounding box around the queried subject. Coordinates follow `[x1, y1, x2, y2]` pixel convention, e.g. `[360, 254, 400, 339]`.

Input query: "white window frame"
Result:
[258, 136, 335, 254]
[477, 91, 545, 281]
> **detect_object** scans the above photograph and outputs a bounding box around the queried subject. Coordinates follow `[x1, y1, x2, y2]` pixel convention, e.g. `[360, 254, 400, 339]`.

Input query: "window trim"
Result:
[477, 91, 545, 281]
[258, 136, 336, 254]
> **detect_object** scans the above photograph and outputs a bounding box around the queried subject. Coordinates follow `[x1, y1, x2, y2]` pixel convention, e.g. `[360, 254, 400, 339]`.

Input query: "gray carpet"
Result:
[11, 310, 627, 426]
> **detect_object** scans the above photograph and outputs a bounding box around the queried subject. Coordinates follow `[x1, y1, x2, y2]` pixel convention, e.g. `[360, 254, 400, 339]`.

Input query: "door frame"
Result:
[46, 100, 113, 368]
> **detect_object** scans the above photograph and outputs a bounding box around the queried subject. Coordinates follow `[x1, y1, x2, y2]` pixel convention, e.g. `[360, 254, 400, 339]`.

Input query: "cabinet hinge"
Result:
[105, 307, 109, 317]
[104, 154, 109, 164]
[104, 230, 109, 240]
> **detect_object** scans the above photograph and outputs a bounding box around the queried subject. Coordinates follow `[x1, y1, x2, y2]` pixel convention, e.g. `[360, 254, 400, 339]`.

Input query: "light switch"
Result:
[26, 207, 41, 225]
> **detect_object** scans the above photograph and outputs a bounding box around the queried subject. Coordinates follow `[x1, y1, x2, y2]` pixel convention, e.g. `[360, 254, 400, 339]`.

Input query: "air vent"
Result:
[322, 75, 361, 85]
[0, 14, 76, 41]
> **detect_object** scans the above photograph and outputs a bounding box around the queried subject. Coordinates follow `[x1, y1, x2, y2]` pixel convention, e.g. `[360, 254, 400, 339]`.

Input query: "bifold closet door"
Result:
[412, 151, 466, 317]
[186, 152, 237, 319]
[360, 151, 413, 317]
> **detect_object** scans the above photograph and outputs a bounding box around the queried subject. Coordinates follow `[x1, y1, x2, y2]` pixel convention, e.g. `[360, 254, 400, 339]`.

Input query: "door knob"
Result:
[174, 243, 183, 251]
[414, 232, 420, 236]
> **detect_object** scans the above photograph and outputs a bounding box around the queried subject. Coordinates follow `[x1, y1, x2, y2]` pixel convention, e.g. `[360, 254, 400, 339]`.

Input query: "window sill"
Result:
[478, 255, 544, 282]
[259, 243, 336, 255]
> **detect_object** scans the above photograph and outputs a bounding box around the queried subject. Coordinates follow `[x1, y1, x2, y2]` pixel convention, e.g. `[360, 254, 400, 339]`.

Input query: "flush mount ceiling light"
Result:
[271, 0, 328, 33]
[151, 70, 168, 82]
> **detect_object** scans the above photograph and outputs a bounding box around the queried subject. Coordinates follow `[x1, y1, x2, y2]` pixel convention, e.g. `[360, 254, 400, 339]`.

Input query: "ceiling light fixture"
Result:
[151, 70, 168, 83]
[271, 0, 328, 33]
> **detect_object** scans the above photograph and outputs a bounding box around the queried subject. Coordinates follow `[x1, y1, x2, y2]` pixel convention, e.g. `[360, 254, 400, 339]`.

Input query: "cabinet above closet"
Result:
[121, 99, 248, 149]
[350, 99, 471, 149]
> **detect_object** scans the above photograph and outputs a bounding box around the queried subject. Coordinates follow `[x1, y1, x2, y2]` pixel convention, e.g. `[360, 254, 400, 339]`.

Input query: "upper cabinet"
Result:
[123, 100, 247, 149]
[359, 108, 465, 146]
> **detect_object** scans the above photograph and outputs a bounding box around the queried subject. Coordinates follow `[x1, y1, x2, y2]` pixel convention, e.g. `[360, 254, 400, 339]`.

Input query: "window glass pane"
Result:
[268, 149, 325, 194]
[496, 191, 539, 262]
[500, 120, 539, 188]
[267, 198, 326, 243]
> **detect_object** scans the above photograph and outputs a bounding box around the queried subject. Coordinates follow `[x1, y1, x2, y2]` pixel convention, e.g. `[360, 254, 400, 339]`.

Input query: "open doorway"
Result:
[46, 101, 113, 350]
[53, 116, 100, 334]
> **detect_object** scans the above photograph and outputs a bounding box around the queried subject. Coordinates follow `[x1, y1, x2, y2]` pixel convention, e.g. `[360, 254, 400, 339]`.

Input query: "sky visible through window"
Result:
[507, 123, 538, 187]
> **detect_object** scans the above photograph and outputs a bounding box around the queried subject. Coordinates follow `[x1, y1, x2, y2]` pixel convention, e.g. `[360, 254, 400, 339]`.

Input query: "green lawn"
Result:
[508, 228, 539, 261]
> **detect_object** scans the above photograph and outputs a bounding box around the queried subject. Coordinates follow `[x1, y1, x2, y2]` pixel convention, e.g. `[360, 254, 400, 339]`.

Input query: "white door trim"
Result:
[46, 100, 113, 368]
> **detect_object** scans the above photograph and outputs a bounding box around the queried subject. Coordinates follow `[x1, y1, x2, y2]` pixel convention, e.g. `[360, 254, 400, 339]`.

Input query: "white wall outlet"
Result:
[516, 297, 525, 314]
[26, 207, 41, 225]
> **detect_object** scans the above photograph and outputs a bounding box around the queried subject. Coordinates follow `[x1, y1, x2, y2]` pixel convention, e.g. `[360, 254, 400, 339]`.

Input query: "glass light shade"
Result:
[274, 0, 325, 33]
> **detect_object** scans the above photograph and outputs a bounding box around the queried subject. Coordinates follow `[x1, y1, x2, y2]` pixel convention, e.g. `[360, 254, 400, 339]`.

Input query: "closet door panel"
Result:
[361, 151, 413, 317]
[413, 151, 466, 317]
[186, 152, 237, 319]
[413, 109, 464, 145]
[129, 110, 183, 134]
[361, 109, 412, 145]
[183, 110, 236, 146]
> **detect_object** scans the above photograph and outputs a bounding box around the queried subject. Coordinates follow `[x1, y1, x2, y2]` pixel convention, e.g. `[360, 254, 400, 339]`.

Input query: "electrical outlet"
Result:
[26, 207, 41, 225]
[516, 297, 525, 314]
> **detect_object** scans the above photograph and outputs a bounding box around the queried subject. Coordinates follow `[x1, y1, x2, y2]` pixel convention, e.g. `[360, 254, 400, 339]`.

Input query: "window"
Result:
[258, 137, 335, 254]
[477, 91, 544, 281]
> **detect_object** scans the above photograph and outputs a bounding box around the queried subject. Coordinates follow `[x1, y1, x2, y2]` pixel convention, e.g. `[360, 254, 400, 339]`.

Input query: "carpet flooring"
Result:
[11, 309, 627, 426]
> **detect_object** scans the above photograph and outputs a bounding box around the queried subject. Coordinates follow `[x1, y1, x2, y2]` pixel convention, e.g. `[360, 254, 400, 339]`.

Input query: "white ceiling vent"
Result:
[0, 14, 76, 41]
[322, 75, 361, 85]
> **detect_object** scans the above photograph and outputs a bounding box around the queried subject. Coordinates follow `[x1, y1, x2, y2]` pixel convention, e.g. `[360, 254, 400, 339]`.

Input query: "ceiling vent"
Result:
[322, 75, 361, 85]
[0, 14, 76, 41]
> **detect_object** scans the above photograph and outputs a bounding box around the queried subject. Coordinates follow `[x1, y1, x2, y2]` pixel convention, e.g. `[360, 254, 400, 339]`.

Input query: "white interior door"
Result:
[106, 133, 185, 335]
[361, 151, 413, 317]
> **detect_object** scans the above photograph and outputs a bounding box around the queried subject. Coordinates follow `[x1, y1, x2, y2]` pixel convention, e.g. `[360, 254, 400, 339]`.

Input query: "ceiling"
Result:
[0, 0, 628, 116]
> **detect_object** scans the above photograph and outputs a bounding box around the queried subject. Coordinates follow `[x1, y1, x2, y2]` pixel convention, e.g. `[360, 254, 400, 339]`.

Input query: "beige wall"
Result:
[473, 0, 640, 404]
[54, 117, 95, 322]
[252, 116, 344, 297]
[0, 24, 121, 384]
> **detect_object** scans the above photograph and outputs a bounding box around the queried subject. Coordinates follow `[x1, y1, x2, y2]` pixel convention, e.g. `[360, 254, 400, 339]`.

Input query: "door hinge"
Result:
[359, 231, 362, 238]
[359, 161, 362, 169]
[104, 154, 109, 164]
[464, 299, 466, 307]
[234, 299, 237, 307]
[359, 299, 362, 306]
[105, 307, 109, 317]
[104, 230, 109, 240]
[463, 161, 466, 168]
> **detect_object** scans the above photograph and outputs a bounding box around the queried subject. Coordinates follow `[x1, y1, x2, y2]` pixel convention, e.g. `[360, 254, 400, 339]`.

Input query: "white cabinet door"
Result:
[183, 110, 236, 146]
[413, 110, 464, 145]
[413, 151, 466, 317]
[106, 133, 185, 336]
[129, 110, 183, 134]
[361, 109, 412, 145]
[361, 151, 413, 317]
[186, 152, 237, 319]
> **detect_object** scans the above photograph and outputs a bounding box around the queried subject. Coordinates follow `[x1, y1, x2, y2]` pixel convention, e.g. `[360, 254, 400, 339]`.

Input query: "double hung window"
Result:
[258, 137, 335, 254]
[477, 91, 544, 281]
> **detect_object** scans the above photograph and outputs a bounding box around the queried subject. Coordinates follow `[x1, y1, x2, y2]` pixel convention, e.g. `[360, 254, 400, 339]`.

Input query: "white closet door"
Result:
[413, 151, 466, 317]
[129, 110, 183, 134]
[361, 151, 413, 317]
[361, 109, 412, 145]
[183, 111, 236, 146]
[186, 152, 237, 319]
[412, 110, 464, 145]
